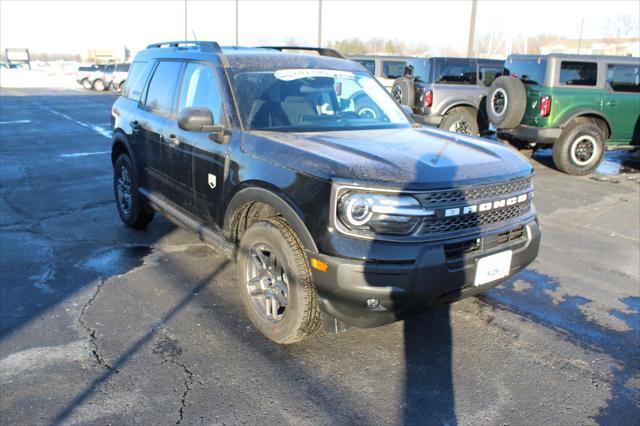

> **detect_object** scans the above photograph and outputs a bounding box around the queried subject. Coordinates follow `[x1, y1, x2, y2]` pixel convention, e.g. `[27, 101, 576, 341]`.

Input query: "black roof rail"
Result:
[259, 46, 345, 59]
[146, 41, 222, 53]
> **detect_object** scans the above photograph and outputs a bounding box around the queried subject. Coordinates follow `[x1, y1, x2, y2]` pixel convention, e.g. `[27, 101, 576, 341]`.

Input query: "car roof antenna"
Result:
[192, 30, 198, 42]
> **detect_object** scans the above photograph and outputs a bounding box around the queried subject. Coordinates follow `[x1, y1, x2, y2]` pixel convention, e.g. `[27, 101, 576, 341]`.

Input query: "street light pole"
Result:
[317, 0, 322, 47]
[184, 0, 188, 42]
[467, 0, 477, 57]
[235, 0, 239, 45]
[577, 18, 585, 54]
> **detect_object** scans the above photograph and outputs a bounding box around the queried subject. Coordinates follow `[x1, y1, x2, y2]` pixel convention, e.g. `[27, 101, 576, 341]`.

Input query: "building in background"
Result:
[80, 46, 130, 64]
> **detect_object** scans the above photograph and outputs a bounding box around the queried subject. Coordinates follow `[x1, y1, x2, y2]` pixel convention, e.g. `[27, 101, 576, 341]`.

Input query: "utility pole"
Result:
[184, 0, 188, 42]
[317, 0, 323, 47]
[577, 18, 585, 54]
[467, 0, 477, 57]
[235, 0, 239, 45]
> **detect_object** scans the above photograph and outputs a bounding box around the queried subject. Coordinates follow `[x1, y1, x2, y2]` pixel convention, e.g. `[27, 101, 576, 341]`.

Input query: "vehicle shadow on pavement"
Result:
[402, 307, 456, 425]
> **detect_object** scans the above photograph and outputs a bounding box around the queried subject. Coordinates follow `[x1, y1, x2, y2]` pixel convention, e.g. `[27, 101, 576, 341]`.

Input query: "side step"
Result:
[606, 144, 639, 151]
[140, 188, 235, 258]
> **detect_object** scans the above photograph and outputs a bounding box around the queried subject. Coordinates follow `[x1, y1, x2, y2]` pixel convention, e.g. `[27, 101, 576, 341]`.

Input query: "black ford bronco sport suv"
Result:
[111, 41, 540, 344]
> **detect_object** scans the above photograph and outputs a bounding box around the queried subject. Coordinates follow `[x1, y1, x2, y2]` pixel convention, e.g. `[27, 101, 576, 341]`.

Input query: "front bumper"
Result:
[311, 219, 540, 328]
[500, 125, 562, 145]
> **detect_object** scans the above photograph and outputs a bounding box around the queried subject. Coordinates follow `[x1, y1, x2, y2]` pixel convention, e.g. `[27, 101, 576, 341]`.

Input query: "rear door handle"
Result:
[129, 120, 140, 132]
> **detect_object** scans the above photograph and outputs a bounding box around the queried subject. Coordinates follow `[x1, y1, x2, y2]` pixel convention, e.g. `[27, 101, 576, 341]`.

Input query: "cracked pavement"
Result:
[0, 88, 638, 425]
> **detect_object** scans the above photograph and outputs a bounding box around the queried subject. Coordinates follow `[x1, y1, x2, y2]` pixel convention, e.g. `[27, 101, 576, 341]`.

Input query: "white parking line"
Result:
[60, 151, 111, 158]
[46, 109, 112, 139]
[0, 119, 32, 125]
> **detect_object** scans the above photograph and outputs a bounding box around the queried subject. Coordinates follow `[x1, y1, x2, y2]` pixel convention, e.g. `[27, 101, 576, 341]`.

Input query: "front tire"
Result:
[237, 217, 321, 344]
[440, 107, 480, 135]
[552, 118, 605, 175]
[92, 79, 106, 91]
[113, 154, 154, 228]
[81, 78, 92, 90]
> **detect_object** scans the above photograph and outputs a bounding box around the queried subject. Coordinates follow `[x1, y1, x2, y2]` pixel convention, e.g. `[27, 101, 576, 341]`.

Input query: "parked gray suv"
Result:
[392, 57, 504, 135]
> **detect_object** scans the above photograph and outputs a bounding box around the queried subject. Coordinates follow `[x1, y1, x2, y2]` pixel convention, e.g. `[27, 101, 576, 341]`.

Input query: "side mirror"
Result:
[178, 107, 226, 142]
[178, 107, 217, 132]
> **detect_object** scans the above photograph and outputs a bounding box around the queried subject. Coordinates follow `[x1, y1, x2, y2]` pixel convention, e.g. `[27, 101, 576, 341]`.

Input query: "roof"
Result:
[134, 42, 362, 72]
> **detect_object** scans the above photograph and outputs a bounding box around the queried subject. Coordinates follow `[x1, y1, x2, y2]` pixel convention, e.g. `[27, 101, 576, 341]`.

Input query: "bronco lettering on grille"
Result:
[442, 193, 529, 218]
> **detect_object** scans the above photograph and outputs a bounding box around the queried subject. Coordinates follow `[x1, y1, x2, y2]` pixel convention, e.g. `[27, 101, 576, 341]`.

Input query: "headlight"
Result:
[337, 192, 433, 236]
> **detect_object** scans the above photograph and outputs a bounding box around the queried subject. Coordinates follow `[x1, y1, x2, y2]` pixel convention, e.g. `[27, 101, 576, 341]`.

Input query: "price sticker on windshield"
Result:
[274, 69, 355, 81]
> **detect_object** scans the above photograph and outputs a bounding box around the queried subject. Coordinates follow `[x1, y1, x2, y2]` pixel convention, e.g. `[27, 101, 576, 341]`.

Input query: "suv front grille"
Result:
[418, 202, 532, 237]
[414, 176, 532, 207]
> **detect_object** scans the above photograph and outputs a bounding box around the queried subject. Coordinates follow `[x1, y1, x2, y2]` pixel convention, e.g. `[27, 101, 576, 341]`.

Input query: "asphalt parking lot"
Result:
[1, 87, 638, 425]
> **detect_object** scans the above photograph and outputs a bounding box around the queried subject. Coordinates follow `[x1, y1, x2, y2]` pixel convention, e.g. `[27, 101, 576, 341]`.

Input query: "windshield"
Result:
[230, 69, 411, 131]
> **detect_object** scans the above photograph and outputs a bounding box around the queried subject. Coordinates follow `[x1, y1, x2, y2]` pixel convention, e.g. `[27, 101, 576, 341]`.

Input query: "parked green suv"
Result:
[487, 54, 640, 175]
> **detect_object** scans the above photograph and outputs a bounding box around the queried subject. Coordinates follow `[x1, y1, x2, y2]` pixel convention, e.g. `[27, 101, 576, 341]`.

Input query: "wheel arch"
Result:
[442, 102, 478, 117]
[223, 185, 318, 254]
[559, 110, 612, 139]
[111, 131, 135, 166]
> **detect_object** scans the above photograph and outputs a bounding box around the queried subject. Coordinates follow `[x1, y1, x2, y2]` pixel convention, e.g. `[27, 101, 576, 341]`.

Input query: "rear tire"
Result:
[486, 76, 526, 129]
[552, 118, 605, 175]
[440, 107, 480, 135]
[113, 154, 154, 228]
[92, 79, 106, 91]
[237, 217, 321, 344]
[391, 77, 415, 106]
[354, 95, 383, 119]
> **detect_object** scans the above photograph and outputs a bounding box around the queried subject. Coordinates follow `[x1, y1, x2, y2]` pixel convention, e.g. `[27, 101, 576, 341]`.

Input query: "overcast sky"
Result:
[1, 0, 639, 54]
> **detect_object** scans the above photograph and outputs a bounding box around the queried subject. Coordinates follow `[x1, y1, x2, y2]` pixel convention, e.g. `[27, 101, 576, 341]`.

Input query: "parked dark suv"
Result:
[111, 41, 540, 344]
[392, 57, 504, 135]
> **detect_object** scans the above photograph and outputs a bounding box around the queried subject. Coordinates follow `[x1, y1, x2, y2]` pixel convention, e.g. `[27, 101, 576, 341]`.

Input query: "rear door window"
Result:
[354, 59, 375, 75]
[407, 59, 429, 82]
[606, 64, 640, 93]
[123, 61, 155, 101]
[144, 61, 184, 115]
[177, 62, 225, 123]
[559, 61, 597, 86]
[435, 59, 476, 84]
[504, 58, 547, 85]
[382, 60, 406, 79]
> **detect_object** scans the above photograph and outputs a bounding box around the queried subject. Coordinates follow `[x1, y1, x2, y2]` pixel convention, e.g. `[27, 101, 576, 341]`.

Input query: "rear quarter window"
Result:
[559, 61, 597, 86]
[607, 64, 640, 93]
[435, 59, 476, 84]
[123, 61, 154, 101]
[504, 59, 547, 85]
[354, 59, 375, 75]
[382, 61, 406, 79]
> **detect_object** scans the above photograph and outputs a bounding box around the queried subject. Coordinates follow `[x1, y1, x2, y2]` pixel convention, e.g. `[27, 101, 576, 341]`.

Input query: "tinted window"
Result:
[355, 59, 375, 75]
[177, 62, 225, 122]
[123, 61, 154, 101]
[435, 60, 476, 84]
[479, 65, 503, 87]
[382, 61, 406, 79]
[559, 61, 597, 86]
[607, 64, 640, 93]
[504, 58, 547, 85]
[116, 63, 130, 72]
[407, 59, 429, 82]
[145, 61, 183, 114]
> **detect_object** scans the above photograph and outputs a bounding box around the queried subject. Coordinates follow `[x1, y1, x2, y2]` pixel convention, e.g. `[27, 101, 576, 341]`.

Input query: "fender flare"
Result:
[442, 102, 478, 116]
[557, 109, 612, 138]
[111, 130, 136, 166]
[224, 186, 318, 253]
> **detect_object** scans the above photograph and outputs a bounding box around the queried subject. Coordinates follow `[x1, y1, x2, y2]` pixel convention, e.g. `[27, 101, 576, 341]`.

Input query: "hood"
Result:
[241, 126, 533, 190]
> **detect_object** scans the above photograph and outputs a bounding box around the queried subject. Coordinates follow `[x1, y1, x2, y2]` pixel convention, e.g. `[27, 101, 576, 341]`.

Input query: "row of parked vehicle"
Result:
[350, 52, 640, 175]
[76, 63, 130, 92]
